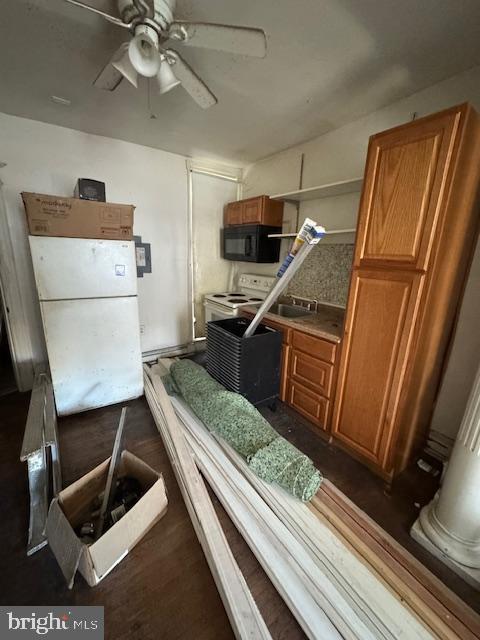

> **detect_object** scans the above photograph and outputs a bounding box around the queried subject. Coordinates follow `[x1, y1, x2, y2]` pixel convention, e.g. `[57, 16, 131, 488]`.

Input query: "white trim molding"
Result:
[186, 158, 243, 182]
[186, 159, 242, 342]
[0, 172, 35, 390]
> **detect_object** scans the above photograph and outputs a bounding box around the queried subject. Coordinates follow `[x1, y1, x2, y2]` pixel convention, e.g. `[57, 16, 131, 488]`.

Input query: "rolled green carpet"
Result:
[169, 359, 322, 501]
[170, 360, 277, 458]
[249, 437, 322, 502]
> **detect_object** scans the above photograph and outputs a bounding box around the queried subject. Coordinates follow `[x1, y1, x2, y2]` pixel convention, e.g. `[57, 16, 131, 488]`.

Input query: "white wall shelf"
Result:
[271, 177, 363, 202]
[268, 228, 356, 239]
[268, 233, 297, 238]
[325, 228, 356, 235]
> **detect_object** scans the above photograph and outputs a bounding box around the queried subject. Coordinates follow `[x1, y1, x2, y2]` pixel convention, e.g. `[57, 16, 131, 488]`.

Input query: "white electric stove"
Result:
[204, 273, 276, 323]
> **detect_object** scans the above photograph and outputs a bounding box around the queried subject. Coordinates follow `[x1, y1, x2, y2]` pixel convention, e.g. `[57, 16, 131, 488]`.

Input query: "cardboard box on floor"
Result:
[46, 451, 168, 588]
[22, 192, 135, 240]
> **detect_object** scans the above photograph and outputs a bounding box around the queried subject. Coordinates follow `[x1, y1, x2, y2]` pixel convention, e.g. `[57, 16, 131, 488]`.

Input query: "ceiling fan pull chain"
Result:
[147, 79, 157, 119]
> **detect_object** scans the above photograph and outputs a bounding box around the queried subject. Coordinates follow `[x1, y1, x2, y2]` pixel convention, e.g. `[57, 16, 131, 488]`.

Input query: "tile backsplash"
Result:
[287, 244, 354, 307]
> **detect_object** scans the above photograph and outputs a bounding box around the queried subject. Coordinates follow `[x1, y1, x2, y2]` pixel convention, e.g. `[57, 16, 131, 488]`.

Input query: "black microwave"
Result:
[222, 224, 282, 262]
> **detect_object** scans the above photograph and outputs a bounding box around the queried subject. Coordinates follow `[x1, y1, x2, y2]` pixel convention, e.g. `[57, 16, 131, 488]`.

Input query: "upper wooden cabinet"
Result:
[242, 198, 264, 224]
[332, 104, 480, 483]
[226, 201, 243, 225]
[355, 109, 462, 271]
[224, 195, 284, 227]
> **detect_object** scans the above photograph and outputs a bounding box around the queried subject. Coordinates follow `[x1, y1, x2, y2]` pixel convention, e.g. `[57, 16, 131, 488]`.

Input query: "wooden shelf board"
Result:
[267, 233, 297, 238]
[271, 178, 363, 202]
[325, 228, 356, 236]
[268, 228, 356, 239]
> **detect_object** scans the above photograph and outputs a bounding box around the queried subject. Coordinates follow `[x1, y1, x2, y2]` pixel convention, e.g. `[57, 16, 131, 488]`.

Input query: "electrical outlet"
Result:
[140, 323, 145, 335]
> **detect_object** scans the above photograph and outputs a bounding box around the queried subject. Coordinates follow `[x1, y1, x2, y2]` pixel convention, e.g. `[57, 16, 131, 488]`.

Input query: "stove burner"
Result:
[213, 294, 227, 298]
[229, 293, 244, 297]
[249, 297, 262, 301]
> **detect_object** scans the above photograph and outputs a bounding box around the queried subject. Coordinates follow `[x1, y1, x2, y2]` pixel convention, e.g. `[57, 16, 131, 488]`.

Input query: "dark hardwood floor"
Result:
[0, 391, 304, 640]
[0, 385, 478, 640]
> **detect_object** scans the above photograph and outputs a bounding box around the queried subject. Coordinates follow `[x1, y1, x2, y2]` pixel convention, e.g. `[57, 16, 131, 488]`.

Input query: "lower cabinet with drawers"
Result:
[286, 331, 337, 433]
[287, 380, 330, 431]
[241, 311, 339, 433]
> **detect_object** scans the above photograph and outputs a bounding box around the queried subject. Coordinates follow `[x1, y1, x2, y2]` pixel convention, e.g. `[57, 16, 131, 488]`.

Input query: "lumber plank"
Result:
[322, 480, 480, 621]
[143, 365, 272, 640]
[312, 494, 465, 640]
[208, 432, 413, 638]
[313, 482, 480, 640]
[174, 397, 435, 640]
[160, 358, 473, 640]
[182, 418, 346, 640]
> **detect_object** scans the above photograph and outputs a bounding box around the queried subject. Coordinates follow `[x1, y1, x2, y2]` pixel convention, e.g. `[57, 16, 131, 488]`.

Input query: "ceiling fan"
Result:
[61, 0, 267, 109]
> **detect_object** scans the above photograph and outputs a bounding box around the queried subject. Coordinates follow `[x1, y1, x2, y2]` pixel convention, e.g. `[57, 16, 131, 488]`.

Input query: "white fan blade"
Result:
[62, 0, 130, 28]
[168, 22, 267, 58]
[94, 64, 124, 91]
[167, 50, 217, 109]
[94, 43, 129, 91]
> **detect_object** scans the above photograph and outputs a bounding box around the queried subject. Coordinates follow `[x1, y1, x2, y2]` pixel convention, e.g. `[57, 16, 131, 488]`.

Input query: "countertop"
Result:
[241, 303, 345, 343]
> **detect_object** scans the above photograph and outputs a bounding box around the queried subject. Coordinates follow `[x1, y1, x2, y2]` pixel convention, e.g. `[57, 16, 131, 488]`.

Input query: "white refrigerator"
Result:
[29, 236, 143, 416]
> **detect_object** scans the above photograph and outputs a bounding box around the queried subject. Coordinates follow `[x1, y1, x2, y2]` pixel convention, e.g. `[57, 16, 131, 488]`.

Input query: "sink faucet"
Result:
[289, 295, 319, 312]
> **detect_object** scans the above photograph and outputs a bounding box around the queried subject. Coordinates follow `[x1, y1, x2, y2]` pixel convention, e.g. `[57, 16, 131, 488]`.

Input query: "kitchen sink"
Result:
[269, 303, 314, 318]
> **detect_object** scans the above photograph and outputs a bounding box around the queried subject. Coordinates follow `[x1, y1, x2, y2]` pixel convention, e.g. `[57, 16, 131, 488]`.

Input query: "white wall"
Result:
[244, 64, 480, 196]
[243, 64, 480, 239]
[242, 65, 480, 441]
[0, 112, 191, 369]
[429, 236, 480, 442]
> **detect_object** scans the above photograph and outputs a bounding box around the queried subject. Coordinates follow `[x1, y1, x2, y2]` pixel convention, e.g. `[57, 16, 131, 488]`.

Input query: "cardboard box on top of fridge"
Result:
[22, 192, 134, 240]
[46, 451, 168, 588]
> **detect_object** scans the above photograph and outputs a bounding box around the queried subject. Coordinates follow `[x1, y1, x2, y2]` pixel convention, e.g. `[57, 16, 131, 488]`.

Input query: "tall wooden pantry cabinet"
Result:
[332, 103, 480, 483]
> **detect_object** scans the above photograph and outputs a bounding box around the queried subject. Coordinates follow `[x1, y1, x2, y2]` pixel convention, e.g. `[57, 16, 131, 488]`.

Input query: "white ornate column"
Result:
[411, 362, 480, 588]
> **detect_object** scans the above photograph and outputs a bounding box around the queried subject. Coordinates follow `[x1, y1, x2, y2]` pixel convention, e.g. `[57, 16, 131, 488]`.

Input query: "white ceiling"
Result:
[1, 0, 480, 163]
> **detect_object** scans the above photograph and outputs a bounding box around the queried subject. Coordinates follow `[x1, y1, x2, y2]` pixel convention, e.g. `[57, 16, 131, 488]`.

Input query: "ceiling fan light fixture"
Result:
[63, 0, 266, 108]
[128, 24, 161, 78]
[155, 58, 181, 95]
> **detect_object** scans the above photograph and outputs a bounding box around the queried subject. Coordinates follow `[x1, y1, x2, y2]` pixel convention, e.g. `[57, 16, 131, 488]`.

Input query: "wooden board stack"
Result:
[144, 363, 272, 640]
[312, 483, 480, 640]
[144, 360, 480, 640]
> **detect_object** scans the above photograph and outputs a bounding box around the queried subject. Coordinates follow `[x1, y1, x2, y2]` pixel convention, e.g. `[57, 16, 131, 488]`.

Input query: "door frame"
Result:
[0, 170, 34, 390]
[186, 160, 242, 342]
